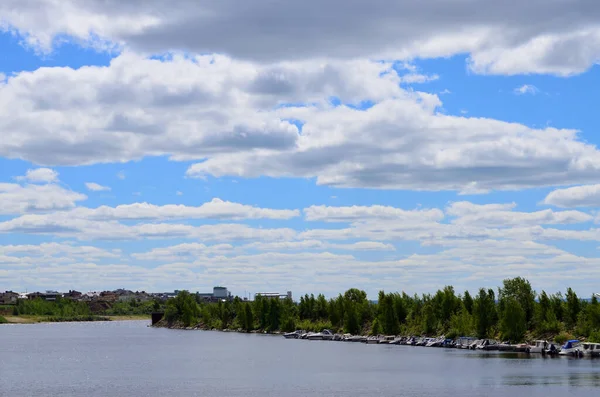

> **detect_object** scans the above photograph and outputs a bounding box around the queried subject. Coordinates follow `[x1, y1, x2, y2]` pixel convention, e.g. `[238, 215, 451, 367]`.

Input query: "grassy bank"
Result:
[1, 314, 150, 324]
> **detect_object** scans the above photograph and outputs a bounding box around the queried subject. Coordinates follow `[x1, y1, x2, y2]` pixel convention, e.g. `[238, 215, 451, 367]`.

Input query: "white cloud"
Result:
[63, 198, 299, 221]
[304, 204, 444, 223]
[1, 53, 599, 192]
[243, 240, 395, 252]
[400, 73, 439, 84]
[0, 214, 298, 242]
[514, 84, 539, 95]
[1, 242, 121, 259]
[0, 183, 87, 215]
[16, 168, 59, 183]
[3, 1, 600, 76]
[543, 184, 600, 208]
[85, 182, 111, 191]
[446, 201, 593, 227]
[176, 191, 183, 196]
[117, 171, 126, 180]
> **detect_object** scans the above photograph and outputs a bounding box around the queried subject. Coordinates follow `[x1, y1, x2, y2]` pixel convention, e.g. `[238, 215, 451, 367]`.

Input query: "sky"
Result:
[2, 1, 600, 299]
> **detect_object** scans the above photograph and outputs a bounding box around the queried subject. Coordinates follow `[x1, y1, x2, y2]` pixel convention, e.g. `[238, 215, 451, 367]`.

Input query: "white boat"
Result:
[378, 335, 396, 344]
[365, 336, 381, 344]
[283, 330, 304, 339]
[581, 342, 600, 357]
[456, 337, 476, 349]
[469, 339, 481, 350]
[307, 329, 334, 341]
[475, 339, 499, 351]
[529, 340, 549, 354]
[558, 339, 582, 356]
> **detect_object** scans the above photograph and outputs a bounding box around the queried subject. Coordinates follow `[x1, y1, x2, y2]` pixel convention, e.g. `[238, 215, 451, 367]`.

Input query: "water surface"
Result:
[1, 321, 598, 396]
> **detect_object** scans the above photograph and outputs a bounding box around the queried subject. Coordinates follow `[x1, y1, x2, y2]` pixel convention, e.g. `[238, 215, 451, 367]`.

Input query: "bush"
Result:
[554, 331, 574, 345]
[296, 319, 333, 333]
[588, 330, 600, 343]
[0, 315, 7, 324]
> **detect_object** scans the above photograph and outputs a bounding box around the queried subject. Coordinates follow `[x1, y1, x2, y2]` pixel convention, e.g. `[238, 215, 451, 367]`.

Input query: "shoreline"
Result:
[0, 315, 151, 324]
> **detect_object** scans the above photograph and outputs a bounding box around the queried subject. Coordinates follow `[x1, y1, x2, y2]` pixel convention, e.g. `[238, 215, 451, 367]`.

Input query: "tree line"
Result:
[10, 296, 164, 320]
[162, 278, 600, 343]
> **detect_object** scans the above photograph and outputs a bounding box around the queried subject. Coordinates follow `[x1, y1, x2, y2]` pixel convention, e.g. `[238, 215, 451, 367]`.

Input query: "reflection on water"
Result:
[1, 321, 600, 397]
[504, 372, 600, 387]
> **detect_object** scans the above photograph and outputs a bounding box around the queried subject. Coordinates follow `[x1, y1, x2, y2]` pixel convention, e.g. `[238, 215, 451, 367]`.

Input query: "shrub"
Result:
[554, 331, 574, 345]
[0, 315, 7, 324]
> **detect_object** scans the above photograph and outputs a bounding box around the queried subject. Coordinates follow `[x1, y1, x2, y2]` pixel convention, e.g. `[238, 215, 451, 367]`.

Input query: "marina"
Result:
[284, 330, 595, 358]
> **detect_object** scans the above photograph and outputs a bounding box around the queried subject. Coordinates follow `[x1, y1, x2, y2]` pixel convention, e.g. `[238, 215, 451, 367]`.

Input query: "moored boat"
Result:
[558, 339, 583, 357]
[476, 339, 499, 351]
[456, 337, 476, 349]
[581, 342, 600, 357]
[529, 340, 549, 354]
[307, 329, 334, 341]
[283, 330, 304, 339]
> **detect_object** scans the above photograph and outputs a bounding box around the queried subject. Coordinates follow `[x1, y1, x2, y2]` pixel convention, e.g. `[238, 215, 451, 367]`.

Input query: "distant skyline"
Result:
[3, 1, 600, 298]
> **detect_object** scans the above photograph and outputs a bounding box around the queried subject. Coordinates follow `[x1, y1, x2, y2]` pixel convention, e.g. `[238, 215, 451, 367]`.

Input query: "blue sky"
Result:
[2, 1, 600, 298]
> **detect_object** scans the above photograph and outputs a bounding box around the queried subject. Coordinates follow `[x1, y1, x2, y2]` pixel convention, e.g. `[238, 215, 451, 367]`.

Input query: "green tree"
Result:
[498, 277, 536, 326]
[566, 288, 581, 328]
[343, 301, 361, 334]
[243, 303, 254, 331]
[473, 288, 496, 338]
[463, 290, 474, 314]
[164, 290, 200, 326]
[500, 297, 527, 342]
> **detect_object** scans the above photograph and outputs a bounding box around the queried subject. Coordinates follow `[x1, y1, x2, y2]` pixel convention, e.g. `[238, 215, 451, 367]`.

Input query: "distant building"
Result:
[0, 291, 19, 305]
[255, 291, 293, 301]
[196, 286, 232, 303]
[64, 290, 82, 300]
[27, 290, 61, 301]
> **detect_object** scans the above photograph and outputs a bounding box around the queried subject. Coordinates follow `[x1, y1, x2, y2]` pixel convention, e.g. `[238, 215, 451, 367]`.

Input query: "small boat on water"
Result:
[497, 341, 515, 351]
[545, 343, 560, 356]
[529, 340, 549, 354]
[514, 343, 530, 353]
[558, 340, 583, 357]
[307, 329, 334, 341]
[581, 342, 600, 357]
[426, 336, 445, 347]
[283, 330, 304, 339]
[378, 335, 396, 344]
[365, 336, 381, 344]
[456, 337, 476, 349]
[345, 335, 366, 342]
[475, 339, 499, 351]
[469, 339, 482, 350]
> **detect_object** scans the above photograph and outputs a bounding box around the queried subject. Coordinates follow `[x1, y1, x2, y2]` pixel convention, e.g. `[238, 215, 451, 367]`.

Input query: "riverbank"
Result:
[0, 314, 150, 324]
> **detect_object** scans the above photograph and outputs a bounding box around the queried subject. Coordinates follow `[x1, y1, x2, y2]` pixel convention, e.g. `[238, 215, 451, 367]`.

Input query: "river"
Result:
[1, 320, 599, 396]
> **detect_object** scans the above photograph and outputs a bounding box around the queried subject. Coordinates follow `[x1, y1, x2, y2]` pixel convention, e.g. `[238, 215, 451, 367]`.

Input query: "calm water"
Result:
[1, 321, 599, 396]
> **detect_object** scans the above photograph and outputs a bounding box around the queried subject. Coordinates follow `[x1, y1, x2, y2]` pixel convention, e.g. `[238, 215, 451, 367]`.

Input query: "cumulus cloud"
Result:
[15, 168, 59, 183]
[3, 0, 600, 76]
[85, 182, 111, 191]
[0, 214, 297, 242]
[1, 53, 599, 192]
[1, 198, 599, 294]
[1, 242, 121, 259]
[304, 204, 444, 223]
[65, 198, 299, 221]
[0, 183, 87, 215]
[543, 184, 600, 208]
